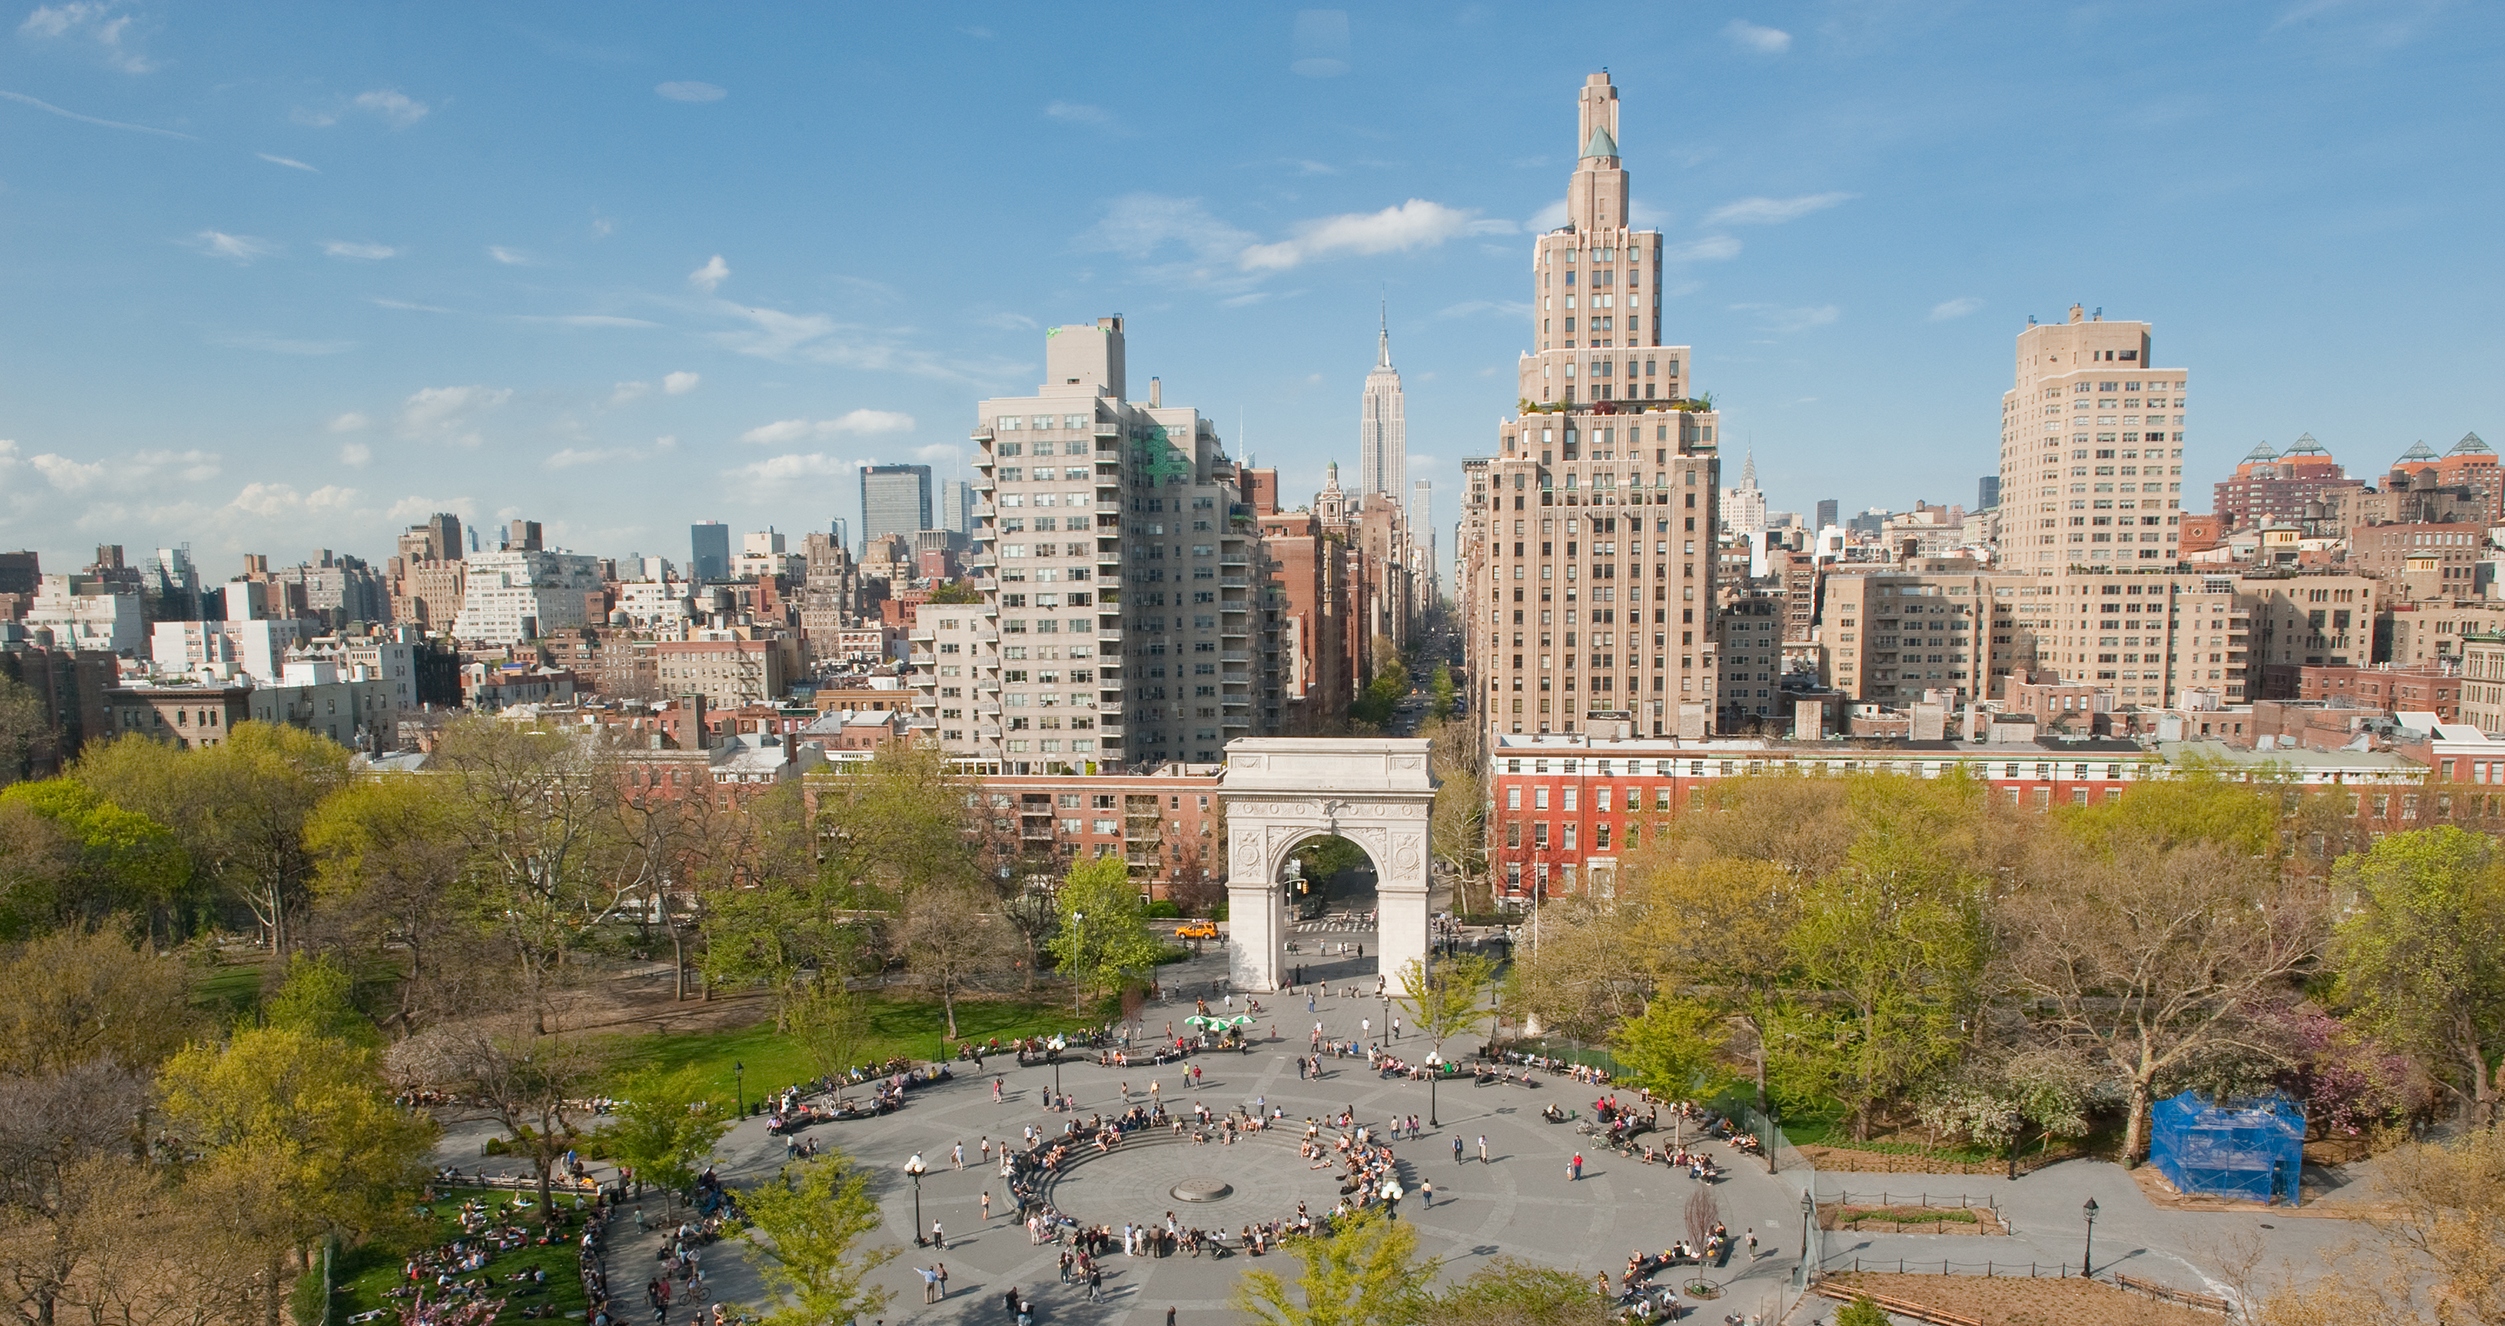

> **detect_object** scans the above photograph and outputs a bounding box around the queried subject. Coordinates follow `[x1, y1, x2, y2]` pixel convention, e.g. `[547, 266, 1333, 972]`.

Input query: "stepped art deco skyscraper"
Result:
[1460, 71, 1725, 743]
[1358, 306, 1406, 499]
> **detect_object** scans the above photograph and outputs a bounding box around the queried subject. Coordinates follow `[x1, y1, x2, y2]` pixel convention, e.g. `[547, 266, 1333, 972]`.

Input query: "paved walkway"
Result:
[428, 927, 2398, 1326]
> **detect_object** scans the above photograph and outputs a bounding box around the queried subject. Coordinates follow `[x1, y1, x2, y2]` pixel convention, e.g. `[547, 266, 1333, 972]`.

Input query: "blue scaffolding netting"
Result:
[2149, 1090, 2305, 1206]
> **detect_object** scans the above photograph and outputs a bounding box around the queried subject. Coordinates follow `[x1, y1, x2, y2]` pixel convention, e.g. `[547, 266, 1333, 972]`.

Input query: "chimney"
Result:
[1148, 376, 1161, 408]
[682, 693, 708, 750]
[783, 732, 797, 765]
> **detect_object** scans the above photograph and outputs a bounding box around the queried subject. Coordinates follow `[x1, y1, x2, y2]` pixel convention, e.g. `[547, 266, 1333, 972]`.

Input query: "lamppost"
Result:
[2080, 1197, 2098, 1278]
[906, 1154, 927, 1245]
[1070, 911, 1085, 1017]
[733, 1061, 745, 1118]
[1796, 1189, 1817, 1291]
[1049, 1038, 1063, 1099]
[1425, 1051, 1443, 1128]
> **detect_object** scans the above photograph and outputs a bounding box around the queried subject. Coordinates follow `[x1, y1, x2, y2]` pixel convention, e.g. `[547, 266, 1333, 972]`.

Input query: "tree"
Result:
[385, 1021, 607, 1222]
[2330, 827, 2505, 1126]
[603, 1067, 731, 1210]
[0, 673, 53, 788]
[898, 883, 1014, 1040]
[304, 772, 492, 1037]
[784, 982, 871, 1084]
[1612, 995, 1730, 1100]
[260, 953, 379, 1047]
[1432, 1257, 1613, 1326]
[1046, 855, 1166, 1016]
[1394, 953, 1495, 1076]
[423, 718, 638, 1031]
[75, 724, 353, 956]
[1997, 836, 2323, 1164]
[730, 1154, 895, 1326]
[0, 928, 194, 1077]
[1233, 1208, 1438, 1326]
[1833, 1297, 1891, 1326]
[1622, 855, 1801, 1110]
[0, 1061, 152, 1326]
[158, 1025, 436, 1326]
[0, 779, 190, 939]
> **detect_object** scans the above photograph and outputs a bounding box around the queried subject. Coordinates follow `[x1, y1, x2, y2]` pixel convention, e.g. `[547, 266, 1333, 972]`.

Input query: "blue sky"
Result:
[1, 2, 2496, 572]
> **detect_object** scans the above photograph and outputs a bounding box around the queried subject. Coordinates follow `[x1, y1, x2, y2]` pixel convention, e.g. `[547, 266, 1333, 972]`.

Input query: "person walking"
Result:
[1478, 1135, 1489, 1163]
[1747, 1227, 1758, 1256]
[952, 1142, 964, 1170]
[1453, 1136, 1464, 1165]
[1004, 1285, 1021, 1319]
[937, 1264, 948, 1300]
[1570, 1152, 1583, 1181]
[982, 1191, 992, 1222]
[1421, 1178, 1433, 1208]
[1085, 1265, 1103, 1304]
[931, 1219, 946, 1249]
[918, 1267, 938, 1305]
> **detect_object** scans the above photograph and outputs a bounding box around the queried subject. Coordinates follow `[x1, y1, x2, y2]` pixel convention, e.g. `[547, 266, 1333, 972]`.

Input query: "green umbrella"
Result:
[1227, 1015, 1257, 1027]
[1184, 1015, 1218, 1028]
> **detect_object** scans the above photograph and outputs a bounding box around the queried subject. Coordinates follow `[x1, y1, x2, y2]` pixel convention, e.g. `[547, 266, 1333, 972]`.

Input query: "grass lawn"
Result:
[598, 993, 1090, 1111]
[332, 1188, 596, 1324]
[189, 958, 265, 1020]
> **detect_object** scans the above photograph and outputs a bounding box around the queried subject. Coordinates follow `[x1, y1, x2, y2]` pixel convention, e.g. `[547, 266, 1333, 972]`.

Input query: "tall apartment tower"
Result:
[689, 521, 730, 582]
[1997, 305, 2190, 574]
[1358, 308, 1406, 499]
[1461, 72, 1724, 745]
[860, 464, 934, 548]
[912, 318, 1277, 774]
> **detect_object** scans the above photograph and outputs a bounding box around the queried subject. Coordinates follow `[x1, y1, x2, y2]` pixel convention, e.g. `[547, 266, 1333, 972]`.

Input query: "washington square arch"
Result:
[1217, 737, 1435, 993]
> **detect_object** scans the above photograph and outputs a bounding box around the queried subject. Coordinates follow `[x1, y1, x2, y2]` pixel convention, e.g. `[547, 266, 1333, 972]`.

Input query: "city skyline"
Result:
[1, 4, 2497, 567]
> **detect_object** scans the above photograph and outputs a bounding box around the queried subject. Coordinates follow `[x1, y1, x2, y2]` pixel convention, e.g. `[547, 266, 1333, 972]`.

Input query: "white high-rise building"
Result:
[1720, 449, 1768, 536]
[1359, 307, 1406, 499]
[1996, 306, 2190, 574]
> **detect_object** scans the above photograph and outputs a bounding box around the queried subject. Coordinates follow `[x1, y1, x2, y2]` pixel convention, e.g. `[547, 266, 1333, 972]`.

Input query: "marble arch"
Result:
[1216, 738, 1434, 993]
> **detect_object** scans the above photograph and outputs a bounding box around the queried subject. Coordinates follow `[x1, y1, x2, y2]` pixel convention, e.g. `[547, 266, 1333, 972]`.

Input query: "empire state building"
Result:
[1358, 308, 1406, 499]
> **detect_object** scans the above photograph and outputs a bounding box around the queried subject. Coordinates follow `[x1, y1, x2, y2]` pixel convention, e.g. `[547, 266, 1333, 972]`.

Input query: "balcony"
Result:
[1220, 574, 1248, 586]
[1097, 701, 1124, 718]
[908, 653, 937, 669]
[975, 701, 1001, 716]
[1099, 629, 1124, 643]
[1222, 650, 1250, 662]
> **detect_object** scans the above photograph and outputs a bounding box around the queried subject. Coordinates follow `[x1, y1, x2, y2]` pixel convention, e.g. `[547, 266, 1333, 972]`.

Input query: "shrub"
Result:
[1834, 1295, 1890, 1326]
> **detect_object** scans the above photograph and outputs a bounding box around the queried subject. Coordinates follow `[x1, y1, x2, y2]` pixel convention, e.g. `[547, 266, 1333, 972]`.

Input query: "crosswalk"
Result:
[1293, 916, 1377, 933]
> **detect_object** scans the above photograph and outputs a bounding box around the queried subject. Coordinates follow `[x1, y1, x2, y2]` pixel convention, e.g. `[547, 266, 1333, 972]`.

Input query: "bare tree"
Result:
[1996, 838, 2324, 1164]
[898, 883, 1015, 1040]
[387, 1021, 608, 1222]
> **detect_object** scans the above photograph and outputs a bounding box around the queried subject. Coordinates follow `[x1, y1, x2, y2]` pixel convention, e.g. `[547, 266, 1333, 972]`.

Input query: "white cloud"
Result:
[1661, 235, 1743, 263]
[211, 331, 355, 355]
[1526, 199, 1570, 232]
[738, 418, 812, 446]
[655, 81, 725, 103]
[688, 254, 730, 292]
[979, 312, 1037, 331]
[397, 384, 512, 447]
[351, 88, 428, 128]
[229, 482, 357, 518]
[610, 381, 651, 404]
[30, 454, 107, 491]
[825, 408, 914, 436]
[737, 410, 915, 445]
[327, 412, 370, 433]
[1702, 192, 1856, 226]
[258, 152, 319, 172]
[29, 447, 220, 493]
[1240, 199, 1508, 271]
[1045, 101, 1116, 128]
[1437, 299, 1532, 320]
[543, 447, 622, 470]
[386, 494, 475, 524]
[1928, 296, 1985, 322]
[186, 231, 279, 264]
[20, 2, 158, 73]
[513, 313, 657, 328]
[487, 246, 533, 265]
[710, 302, 1021, 384]
[1083, 195, 1257, 266]
[0, 89, 191, 137]
[338, 441, 371, 467]
[322, 239, 398, 260]
[1722, 18, 1792, 53]
[661, 370, 700, 395]
[913, 443, 962, 464]
[1290, 9, 1351, 77]
[1218, 292, 1274, 309]
[1731, 302, 1840, 334]
[724, 452, 856, 499]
